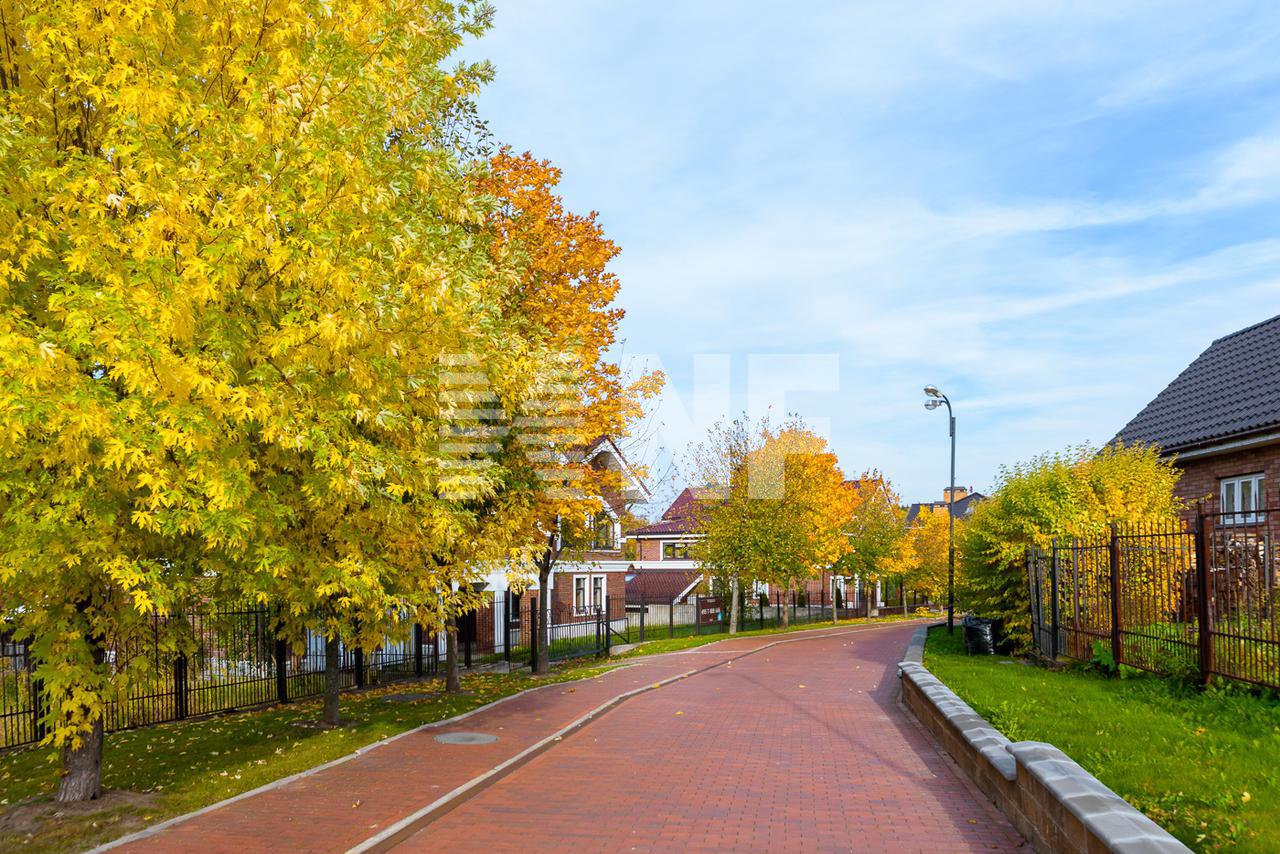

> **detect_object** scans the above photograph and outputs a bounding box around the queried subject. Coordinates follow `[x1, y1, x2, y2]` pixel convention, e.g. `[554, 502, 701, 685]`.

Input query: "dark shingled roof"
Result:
[904, 492, 986, 526]
[1114, 314, 1280, 454]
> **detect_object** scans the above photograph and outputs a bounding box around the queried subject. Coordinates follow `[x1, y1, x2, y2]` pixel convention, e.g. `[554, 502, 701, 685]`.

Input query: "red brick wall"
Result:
[546, 570, 627, 615]
[1173, 443, 1280, 512]
[637, 538, 662, 561]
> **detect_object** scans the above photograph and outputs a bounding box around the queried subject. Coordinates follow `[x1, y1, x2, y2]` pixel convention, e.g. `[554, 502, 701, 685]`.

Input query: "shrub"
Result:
[957, 443, 1182, 652]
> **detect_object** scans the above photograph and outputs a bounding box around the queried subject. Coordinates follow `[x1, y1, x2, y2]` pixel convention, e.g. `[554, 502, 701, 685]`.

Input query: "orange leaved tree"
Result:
[480, 151, 661, 673]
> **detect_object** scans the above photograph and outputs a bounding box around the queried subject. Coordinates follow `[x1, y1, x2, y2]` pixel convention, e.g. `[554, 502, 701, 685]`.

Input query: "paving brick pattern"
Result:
[397, 626, 1022, 853]
[112, 622, 1021, 853]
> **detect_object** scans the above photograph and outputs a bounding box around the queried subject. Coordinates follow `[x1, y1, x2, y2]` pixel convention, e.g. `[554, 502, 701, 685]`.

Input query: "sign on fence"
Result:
[697, 596, 723, 626]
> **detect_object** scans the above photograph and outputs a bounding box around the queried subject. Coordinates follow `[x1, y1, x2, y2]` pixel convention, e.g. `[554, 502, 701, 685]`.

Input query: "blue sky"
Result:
[462, 2, 1280, 514]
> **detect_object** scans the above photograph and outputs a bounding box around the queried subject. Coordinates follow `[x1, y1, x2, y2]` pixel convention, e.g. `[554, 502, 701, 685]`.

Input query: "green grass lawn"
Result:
[925, 626, 1280, 851]
[614, 612, 930, 658]
[0, 662, 614, 854]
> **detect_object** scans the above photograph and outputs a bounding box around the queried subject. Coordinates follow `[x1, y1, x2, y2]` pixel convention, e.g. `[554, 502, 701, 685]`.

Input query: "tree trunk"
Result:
[780, 586, 791, 629]
[322, 635, 341, 726]
[532, 564, 553, 675]
[56, 716, 104, 802]
[56, 631, 106, 802]
[445, 616, 461, 693]
[728, 576, 740, 635]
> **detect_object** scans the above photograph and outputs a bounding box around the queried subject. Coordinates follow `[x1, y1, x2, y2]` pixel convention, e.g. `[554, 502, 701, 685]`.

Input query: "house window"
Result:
[592, 576, 606, 612]
[1221, 474, 1266, 525]
[592, 513, 617, 550]
[573, 576, 589, 613]
[662, 542, 690, 560]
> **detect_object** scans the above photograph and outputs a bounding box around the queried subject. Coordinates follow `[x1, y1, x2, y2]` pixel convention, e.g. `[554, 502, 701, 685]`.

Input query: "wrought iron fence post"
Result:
[529, 596, 538, 672]
[174, 652, 189, 720]
[503, 599, 512, 664]
[354, 647, 366, 689]
[29, 642, 46, 742]
[414, 624, 424, 677]
[274, 636, 288, 704]
[1194, 506, 1214, 685]
[668, 596, 675, 638]
[695, 594, 702, 636]
[1108, 526, 1122, 671]
[1049, 545, 1060, 660]
[605, 597, 612, 657]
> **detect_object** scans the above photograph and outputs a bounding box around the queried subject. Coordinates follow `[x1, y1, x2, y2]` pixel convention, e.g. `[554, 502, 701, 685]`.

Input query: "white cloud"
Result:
[468, 1, 1280, 501]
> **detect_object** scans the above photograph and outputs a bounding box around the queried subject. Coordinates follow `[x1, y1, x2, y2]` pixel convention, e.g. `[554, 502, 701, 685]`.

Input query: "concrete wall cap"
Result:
[1007, 742, 1190, 852]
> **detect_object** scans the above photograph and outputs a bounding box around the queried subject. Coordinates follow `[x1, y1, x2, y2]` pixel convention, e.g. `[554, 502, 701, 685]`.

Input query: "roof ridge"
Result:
[1209, 312, 1280, 345]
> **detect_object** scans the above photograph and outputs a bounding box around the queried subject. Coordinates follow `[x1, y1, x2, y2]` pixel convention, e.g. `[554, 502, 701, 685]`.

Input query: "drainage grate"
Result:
[434, 732, 498, 745]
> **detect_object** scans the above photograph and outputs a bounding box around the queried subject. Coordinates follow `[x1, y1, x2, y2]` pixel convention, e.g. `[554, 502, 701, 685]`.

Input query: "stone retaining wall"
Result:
[899, 625, 1189, 853]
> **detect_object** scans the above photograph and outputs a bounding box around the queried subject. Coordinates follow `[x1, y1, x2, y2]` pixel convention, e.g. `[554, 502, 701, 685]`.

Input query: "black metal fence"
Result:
[1028, 501, 1280, 689]
[1, 604, 441, 752]
[2, 576, 937, 752]
[613, 586, 921, 645]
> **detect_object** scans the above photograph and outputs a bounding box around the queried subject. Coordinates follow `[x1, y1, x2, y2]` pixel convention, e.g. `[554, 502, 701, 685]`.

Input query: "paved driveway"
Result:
[393, 624, 1021, 853]
[110, 622, 1021, 853]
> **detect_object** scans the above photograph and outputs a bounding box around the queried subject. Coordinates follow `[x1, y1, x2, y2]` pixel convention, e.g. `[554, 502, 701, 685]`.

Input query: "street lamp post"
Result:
[924, 385, 957, 634]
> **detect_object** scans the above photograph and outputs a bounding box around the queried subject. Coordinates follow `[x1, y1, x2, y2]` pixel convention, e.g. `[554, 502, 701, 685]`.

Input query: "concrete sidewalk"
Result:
[105, 622, 931, 853]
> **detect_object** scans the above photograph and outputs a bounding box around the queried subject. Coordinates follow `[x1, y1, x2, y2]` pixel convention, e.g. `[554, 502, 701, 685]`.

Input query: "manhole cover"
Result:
[435, 732, 498, 745]
[383, 692, 437, 703]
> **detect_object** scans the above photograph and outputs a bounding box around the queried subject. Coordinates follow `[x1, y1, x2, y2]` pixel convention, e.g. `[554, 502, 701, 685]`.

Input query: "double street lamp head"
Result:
[924, 385, 946, 410]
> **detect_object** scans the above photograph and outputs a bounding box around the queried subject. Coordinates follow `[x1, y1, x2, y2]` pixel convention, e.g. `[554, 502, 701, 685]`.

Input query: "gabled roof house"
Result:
[1114, 314, 1280, 516]
[904, 486, 985, 526]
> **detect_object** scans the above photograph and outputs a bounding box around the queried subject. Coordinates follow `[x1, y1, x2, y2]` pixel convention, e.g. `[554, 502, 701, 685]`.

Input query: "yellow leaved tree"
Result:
[693, 417, 855, 630]
[0, 0, 508, 800]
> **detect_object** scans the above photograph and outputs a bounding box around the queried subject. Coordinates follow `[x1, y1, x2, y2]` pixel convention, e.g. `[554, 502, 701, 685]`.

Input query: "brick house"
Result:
[625, 486, 847, 611]
[903, 486, 985, 526]
[624, 487, 709, 608]
[471, 436, 649, 652]
[1114, 314, 1280, 517]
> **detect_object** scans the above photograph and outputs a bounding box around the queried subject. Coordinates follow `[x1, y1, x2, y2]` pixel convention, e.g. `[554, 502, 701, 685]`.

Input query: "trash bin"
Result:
[962, 615, 996, 655]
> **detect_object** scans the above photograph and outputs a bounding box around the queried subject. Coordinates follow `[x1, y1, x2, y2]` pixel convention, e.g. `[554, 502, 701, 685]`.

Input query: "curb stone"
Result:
[900, 628, 1190, 853]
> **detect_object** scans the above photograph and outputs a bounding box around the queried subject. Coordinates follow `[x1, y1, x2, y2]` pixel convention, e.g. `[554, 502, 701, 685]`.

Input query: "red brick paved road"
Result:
[107, 621, 1021, 853]
[393, 624, 1021, 853]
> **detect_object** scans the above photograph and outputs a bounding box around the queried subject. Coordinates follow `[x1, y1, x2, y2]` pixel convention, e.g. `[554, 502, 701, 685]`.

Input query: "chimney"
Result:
[943, 486, 969, 504]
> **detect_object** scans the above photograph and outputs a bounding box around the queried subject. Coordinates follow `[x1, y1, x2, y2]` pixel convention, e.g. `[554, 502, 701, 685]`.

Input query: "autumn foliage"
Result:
[0, 0, 656, 798]
[957, 443, 1183, 650]
[691, 417, 855, 629]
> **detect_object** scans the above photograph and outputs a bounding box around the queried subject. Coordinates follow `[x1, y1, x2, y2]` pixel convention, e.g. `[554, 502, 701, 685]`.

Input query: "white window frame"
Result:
[591, 576, 606, 613]
[1221, 473, 1266, 525]
[573, 575, 589, 614]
